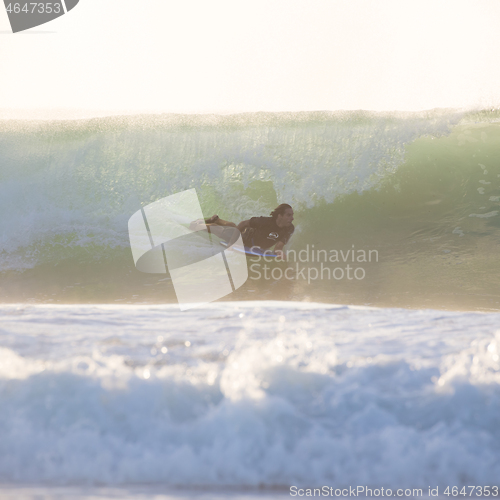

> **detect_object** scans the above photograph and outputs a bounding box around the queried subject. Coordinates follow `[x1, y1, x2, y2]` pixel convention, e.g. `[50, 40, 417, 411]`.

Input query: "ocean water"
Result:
[0, 302, 499, 495]
[1, 109, 500, 310]
[1, 110, 500, 498]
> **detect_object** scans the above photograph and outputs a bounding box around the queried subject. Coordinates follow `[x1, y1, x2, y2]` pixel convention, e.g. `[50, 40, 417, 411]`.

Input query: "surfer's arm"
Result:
[237, 219, 250, 232]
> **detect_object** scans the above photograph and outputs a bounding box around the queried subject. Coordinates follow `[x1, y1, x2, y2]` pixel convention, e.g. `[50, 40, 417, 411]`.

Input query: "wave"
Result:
[0, 302, 499, 486]
[1, 109, 500, 308]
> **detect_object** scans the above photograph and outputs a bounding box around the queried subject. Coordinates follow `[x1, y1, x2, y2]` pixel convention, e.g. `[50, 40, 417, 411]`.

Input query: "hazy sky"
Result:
[1, 0, 500, 117]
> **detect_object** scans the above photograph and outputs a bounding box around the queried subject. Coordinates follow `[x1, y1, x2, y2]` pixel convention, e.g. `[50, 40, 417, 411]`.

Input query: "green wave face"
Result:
[1, 110, 500, 309]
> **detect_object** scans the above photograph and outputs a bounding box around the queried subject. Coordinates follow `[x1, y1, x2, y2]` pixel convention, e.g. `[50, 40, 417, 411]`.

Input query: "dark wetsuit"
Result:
[242, 216, 294, 250]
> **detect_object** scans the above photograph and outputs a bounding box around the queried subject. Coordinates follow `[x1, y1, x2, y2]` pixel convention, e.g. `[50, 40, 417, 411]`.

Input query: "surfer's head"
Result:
[271, 204, 294, 227]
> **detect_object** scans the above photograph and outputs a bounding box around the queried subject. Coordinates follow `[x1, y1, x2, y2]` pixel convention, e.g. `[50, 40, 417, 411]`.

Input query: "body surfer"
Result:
[190, 204, 294, 259]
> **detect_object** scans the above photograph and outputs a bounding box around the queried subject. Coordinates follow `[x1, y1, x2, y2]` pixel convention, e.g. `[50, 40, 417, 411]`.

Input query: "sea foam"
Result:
[0, 302, 499, 487]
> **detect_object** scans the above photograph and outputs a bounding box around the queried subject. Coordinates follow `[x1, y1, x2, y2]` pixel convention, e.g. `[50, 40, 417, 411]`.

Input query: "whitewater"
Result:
[1, 109, 500, 499]
[0, 302, 499, 493]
